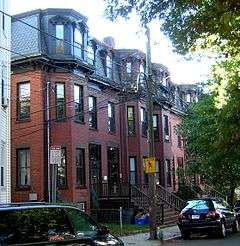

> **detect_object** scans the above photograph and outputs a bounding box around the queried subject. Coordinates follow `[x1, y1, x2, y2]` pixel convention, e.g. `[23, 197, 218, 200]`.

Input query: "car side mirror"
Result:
[98, 225, 109, 235]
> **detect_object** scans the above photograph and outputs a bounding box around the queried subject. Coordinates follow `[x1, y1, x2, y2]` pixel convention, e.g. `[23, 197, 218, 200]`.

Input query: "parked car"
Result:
[234, 200, 240, 223]
[177, 198, 239, 239]
[0, 203, 124, 245]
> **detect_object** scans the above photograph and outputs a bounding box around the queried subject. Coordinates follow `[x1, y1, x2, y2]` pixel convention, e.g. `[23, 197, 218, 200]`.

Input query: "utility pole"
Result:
[145, 26, 157, 240]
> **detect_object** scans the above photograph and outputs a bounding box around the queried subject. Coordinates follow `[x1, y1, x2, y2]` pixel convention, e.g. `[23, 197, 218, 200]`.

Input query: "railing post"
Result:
[120, 207, 123, 235]
[161, 204, 164, 224]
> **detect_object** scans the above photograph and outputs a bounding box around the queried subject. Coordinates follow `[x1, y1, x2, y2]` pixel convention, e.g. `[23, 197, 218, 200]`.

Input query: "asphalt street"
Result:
[167, 232, 240, 246]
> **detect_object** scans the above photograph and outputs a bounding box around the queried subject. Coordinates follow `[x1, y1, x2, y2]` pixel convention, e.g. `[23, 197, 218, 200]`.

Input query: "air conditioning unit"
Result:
[165, 135, 169, 141]
[2, 97, 9, 108]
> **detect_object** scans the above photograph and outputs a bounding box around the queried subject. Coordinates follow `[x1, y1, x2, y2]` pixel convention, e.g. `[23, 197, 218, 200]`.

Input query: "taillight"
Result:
[178, 213, 186, 220]
[206, 211, 220, 219]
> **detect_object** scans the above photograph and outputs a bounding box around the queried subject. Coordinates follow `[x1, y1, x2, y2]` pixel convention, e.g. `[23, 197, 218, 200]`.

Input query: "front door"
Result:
[89, 144, 101, 208]
[107, 147, 120, 195]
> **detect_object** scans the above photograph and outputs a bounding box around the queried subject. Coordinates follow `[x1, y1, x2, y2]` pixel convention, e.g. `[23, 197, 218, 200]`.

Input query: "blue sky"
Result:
[11, 0, 213, 84]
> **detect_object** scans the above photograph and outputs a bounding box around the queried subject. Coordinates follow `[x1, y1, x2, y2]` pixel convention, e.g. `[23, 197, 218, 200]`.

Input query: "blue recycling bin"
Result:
[134, 214, 149, 225]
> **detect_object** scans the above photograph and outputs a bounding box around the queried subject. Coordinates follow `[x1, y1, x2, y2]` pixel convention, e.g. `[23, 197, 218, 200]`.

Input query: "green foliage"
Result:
[175, 183, 201, 201]
[179, 93, 240, 203]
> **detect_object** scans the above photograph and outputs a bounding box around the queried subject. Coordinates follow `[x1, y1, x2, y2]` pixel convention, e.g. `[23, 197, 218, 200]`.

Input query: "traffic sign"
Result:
[50, 146, 61, 165]
[144, 157, 156, 173]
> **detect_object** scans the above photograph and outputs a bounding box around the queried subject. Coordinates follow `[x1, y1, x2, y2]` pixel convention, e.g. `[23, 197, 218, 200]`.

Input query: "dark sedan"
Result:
[177, 198, 239, 239]
[0, 203, 124, 245]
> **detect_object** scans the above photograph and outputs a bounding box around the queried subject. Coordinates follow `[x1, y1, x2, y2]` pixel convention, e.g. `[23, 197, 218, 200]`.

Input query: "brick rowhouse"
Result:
[11, 8, 199, 210]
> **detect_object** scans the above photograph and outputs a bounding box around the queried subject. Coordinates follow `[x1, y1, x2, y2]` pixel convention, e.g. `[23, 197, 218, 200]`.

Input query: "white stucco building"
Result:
[0, 0, 11, 203]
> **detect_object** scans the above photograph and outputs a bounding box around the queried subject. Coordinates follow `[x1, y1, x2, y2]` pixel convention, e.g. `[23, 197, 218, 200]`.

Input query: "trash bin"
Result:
[122, 208, 134, 224]
[134, 214, 149, 225]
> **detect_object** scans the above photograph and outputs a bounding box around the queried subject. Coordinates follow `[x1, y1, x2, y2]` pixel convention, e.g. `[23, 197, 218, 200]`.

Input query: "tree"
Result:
[105, 0, 240, 203]
[179, 94, 240, 205]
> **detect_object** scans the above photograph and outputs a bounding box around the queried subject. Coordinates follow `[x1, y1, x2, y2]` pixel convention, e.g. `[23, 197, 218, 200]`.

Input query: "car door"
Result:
[214, 200, 234, 228]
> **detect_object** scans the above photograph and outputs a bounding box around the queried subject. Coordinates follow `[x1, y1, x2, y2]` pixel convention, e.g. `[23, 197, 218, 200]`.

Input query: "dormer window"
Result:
[87, 43, 95, 65]
[126, 62, 131, 75]
[74, 28, 83, 58]
[139, 63, 145, 83]
[186, 93, 191, 103]
[106, 55, 112, 79]
[56, 24, 64, 54]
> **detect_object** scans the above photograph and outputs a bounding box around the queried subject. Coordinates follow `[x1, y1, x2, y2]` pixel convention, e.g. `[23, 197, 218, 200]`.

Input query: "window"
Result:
[163, 115, 169, 141]
[127, 106, 135, 135]
[0, 142, 6, 186]
[57, 148, 67, 188]
[56, 24, 64, 53]
[177, 157, 183, 169]
[126, 62, 131, 77]
[74, 28, 83, 58]
[153, 114, 159, 140]
[17, 82, 30, 120]
[17, 148, 30, 187]
[129, 157, 137, 185]
[186, 93, 191, 103]
[177, 135, 182, 148]
[139, 63, 145, 83]
[1, 65, 7, 107]
[108, 102, 115, 133]
[87, 43, 95, 65]
[76, 148, 85, 187]
[2, 9, 5, 31]
[140, 107, 147, 137]
[74, 84, 84, 123]
[0, 167, 3, 186]
[166, 159, 172, 187]
[155, 160, 160, 185]
[89, 96, 97, 129]
[106, 55, 112, 79]
[55, 83, 65, 120]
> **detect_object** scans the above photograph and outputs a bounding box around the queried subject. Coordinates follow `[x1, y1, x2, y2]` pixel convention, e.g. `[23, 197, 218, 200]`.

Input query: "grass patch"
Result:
[102, 223, 176, 237]
[102, 223, 149, 236]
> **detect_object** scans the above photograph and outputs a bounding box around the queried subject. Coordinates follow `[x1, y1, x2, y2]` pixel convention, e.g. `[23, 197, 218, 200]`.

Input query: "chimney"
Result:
[103, 36, 115, 48]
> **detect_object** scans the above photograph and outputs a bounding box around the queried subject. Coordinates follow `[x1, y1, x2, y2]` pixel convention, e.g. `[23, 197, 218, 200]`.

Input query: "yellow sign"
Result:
[144, 157, 156, 173]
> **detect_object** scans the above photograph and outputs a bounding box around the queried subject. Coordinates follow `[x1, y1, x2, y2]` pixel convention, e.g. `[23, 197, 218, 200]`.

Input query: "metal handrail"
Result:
[156, 184, 185, 211]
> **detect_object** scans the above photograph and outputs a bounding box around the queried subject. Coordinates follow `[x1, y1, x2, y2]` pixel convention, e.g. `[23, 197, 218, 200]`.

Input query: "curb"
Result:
[164, 235, 181, 243]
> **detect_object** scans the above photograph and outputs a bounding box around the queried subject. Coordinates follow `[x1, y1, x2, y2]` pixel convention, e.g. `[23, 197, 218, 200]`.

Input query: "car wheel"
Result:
[218, 221, 226, 238]
[181, 231, 190, 240]
[232, 219, 239, 233]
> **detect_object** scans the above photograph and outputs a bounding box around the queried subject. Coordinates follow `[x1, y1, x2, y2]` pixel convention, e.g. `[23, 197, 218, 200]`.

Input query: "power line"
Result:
[12, 93, 139, 139]
[0, 9, 146, 77]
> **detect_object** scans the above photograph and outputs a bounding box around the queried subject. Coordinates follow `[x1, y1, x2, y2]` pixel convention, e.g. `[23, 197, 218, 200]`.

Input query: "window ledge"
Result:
[15, 186, 31, 191]
[16, 118, 31, 124]
[74, 120, 85, 125]
[89, 127, 98, 131]
[76, 185, 87, 189]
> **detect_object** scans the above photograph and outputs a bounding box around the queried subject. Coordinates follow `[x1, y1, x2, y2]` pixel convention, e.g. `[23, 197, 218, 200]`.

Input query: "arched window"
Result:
[74, 28, 83, 58]
[106, 55, 112, 78]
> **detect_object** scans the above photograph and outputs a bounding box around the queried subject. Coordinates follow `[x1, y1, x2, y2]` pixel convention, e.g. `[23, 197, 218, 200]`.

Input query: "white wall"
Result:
[0, 0, 11, 203]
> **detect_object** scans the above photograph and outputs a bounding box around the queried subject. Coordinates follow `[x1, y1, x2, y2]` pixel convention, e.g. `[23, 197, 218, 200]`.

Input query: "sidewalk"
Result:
[120, 225, 181, 246]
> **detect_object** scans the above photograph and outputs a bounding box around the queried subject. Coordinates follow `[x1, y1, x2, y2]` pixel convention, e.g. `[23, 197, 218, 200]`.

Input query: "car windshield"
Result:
[183, 200, 214, 211]
[65, 208, 99, 238]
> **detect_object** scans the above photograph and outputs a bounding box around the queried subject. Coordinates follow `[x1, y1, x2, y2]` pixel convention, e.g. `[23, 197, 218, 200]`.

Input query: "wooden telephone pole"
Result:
[145, 26, 157, 239]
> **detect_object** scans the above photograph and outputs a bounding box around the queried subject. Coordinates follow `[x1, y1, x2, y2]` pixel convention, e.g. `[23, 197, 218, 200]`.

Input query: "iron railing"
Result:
[156, 184, 186, 211]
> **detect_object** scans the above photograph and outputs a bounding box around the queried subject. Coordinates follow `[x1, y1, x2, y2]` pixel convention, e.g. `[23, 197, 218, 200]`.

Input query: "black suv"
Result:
[0, 203, 124, 245]
[177, 198, 239, 239]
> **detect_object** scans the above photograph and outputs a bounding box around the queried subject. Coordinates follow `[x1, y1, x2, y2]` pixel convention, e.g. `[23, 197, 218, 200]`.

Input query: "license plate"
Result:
[192, 215, 200, 219]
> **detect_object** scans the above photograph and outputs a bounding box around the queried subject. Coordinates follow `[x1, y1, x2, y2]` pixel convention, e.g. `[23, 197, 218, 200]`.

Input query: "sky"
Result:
[10, 0, 213, 84]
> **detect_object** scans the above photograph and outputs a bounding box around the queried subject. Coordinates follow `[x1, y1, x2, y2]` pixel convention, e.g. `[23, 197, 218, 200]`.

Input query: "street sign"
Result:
[144, 157, 156, 173]
[50, 146, 61, 165]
